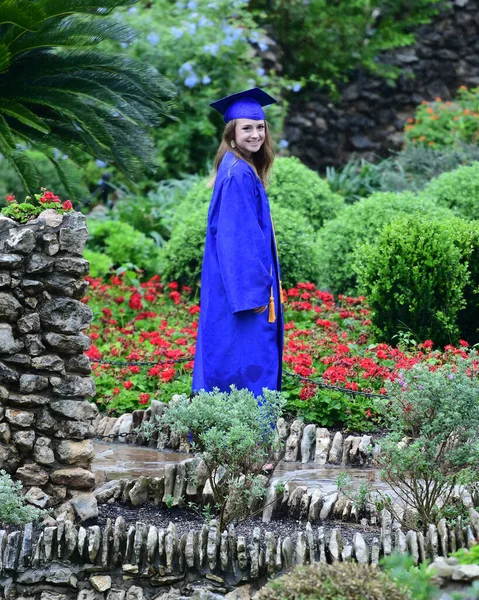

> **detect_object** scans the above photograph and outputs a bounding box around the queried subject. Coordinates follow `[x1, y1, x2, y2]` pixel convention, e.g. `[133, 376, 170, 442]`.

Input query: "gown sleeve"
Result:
[216, 171, 273, 314]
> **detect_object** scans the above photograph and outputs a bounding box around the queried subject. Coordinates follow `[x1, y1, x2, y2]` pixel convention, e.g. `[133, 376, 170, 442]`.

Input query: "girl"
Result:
[192, 88, 283, 397]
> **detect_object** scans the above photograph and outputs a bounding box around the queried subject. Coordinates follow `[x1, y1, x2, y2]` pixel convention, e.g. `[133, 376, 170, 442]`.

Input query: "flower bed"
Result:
[84, 275, 472, 427]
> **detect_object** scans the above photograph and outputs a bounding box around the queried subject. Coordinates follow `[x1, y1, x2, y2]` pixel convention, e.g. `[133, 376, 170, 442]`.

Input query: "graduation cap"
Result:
[210, 87, 277, 123]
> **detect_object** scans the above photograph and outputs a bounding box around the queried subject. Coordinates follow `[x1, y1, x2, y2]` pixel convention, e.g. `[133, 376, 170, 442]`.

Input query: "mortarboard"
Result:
[210, 87, 277, 123]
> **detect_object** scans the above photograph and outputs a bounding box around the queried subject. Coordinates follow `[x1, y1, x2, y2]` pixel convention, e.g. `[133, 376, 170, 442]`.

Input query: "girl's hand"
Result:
[252, 305, 267, 314]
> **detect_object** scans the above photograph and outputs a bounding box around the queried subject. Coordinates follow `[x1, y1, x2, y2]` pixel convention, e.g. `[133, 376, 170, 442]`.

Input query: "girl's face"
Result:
[234, 119, 265, 157]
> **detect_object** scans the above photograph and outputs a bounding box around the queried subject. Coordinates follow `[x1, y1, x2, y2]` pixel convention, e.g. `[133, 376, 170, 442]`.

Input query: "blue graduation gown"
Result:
[192, 151, 283, 397]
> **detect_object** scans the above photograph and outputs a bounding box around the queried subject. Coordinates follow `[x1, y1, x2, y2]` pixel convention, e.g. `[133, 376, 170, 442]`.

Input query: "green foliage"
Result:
[256, 561, 410, 600]
[152, 386, 285, 531]
[267, 157, 344, 229]
[375, 359, 479, 526]
[87, 219, 160, 275]
[0, 470, 44, 525]
[121, 0, 285, 179]
[84, 249, 113, 279]
[0, 0, 175, 196]
[285, 389, 374, 432]
[404, 86, 479, 149]
[354, 215, 469, 346]
[382, 553, 439, 600]
[420, 162, 479, 221]
[326, 145, 479, 205]
[452, 544, 479, 565]
[316, 191, 452, 296]
[250, 0, 442, 91]
[115, 175, 201, 243]
[336, 472, 372, 515]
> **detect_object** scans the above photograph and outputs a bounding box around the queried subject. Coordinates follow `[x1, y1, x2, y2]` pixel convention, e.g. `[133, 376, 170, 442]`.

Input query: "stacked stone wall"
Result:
[284, 0, 479, 170]
[0, 210, 96, 508]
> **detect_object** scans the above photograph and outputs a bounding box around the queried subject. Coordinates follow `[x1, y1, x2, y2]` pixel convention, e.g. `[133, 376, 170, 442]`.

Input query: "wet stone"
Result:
[19, 374, 49, 393]
[0, 272, 11, 287]
[56, 257, 90, 276]
[328, 432, 343, 463]
[6, 228, 36, 254]
[25, 335, 46, 356]
[315, 428, 331, 464]
[5, 408, 35, 428]
[42, 232, 60, 256]
[17, 313, 41, 334]
[285, 420, 304, 462]
[0, 292, 22, 322]
[4, 353, 30, 366]
[0, 422, 11, 443]
[0, 253, 23, 269]
[33, 438, 55, 466]
[50, 374, 95, 397]
[32, 354, 65, 373]
[21, 279, 44, 294]
[12, 429, 36, 452]
[0, 323, 16, 354]
[66, 354, 92, 374]
[39, 297, 93, 333]
[301, 424, 316, 463]
[25, 487, 50, 509]
[25, 253, 54, 274]
[50, 399, 98, 421]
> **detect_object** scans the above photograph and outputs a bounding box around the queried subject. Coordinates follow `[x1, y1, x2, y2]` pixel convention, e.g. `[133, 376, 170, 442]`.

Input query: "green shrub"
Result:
[170, 178, 212, 230]
[144, 386, 285, 531]
[84, 249, 114, 279]
[375, 358, 479, 526]
[420, 162, 479, 221]
[267, 157, 344, 229]
[316, 191, 452, 296]
[256, 562, 409, 600]
[87, 219, 160, 276]
[159, 201, 319, 289]
[0, 470, 45, 525]
[354, 214, 469, 346]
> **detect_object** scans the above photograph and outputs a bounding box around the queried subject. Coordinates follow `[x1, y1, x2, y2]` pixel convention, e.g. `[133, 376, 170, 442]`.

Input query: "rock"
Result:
[25, 486, 51, 508]
[24, 334, 46, 356]
[55, 439, 95, 466]
[49, 467, 95, 490]
[406, 530, 419, 565]
[94, 480, 123, 504]
[308, 488, 323, 522]
[21, 279, 44, 294]
[225, 585, 251, 600]
[90, 575, 112, 592]
[43, 331, 90, 353]
[0, 292, 22, 322]
[19, 374, 48, 392]
[381, 509, 393, 556]
[282, 536, 293, 570]
[353, 532, 369, 564]
[16, 463, 49, 486]
[5, 408, 35, 428]
[50, 374, 96, 397]
[0, 323, 16, 353]
[54, 419, 95, 439]
[0, 422, 11, 443]
[31, 354, 65, 372]
[314, 428, 330, 464]
[428, 557, 456, 579]
[12, 429, 36, 452]
[56, 256, 90, 276]
[300, 424, 316, 463]
[0, 253, 23, 269]
[39, 297, 92, 333]
[59, 212, 89, 255]
[295, 531, 308, 565]
[43, 272, 86, 298]
[66, 354, 92, 374]
[427, 523, 439, 560]
[452, 564, 479, 581]
[262, 484, 277, 523]
[0, 360, 19, 383]
[25, 253, 54, 274]
[6, 227, 36, 254]
[129, 476, 149, 506]
[328, 432, 343, 463]
[50, 399, 98, 421]
[319, 492, 338, 520]
[0, 443, 21, 472]
[328, 528, 343, 563]
[284, 419, 304, 461]
[70, 493, 98, 522]
[43, 232, 60, 256]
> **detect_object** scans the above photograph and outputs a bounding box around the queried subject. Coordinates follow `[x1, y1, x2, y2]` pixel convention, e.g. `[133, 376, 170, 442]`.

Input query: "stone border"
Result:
[94, 403, 379, 467]
[2, 507, 479, 598]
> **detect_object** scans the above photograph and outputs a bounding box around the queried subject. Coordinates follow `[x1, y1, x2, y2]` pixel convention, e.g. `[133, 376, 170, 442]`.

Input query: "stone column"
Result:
[0, 209, 97, 509]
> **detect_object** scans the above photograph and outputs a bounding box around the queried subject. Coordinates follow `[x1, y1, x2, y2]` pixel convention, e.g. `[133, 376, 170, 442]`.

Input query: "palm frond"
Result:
[48, 156, 77, 200]
[0, 1, 45, 29]
[9, 16, 135, 57]
[0, 101, 50, 134]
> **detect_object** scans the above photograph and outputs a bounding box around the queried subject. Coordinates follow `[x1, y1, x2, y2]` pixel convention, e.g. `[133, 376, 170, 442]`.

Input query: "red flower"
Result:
[168, 282, 179, 290]
[85, 344, 101, 360]
[188, 305, 201, 315]
[123, 380, 134, 390]
[5, 195, 15, 203]
[459, 339, 469, 347]
[138, 393, 151, 405]
[62, 200, 73, 210]
[421, 340, 434, 350]
[114, 296, 125, 304]
[129, 292, 143, 310]
[112, 387, 120, 395]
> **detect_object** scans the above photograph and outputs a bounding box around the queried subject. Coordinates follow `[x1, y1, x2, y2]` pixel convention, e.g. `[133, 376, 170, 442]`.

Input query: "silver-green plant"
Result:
[0, 470, 45, 525]
[375, 356, 479, 526]
[157, 386, 285, 531]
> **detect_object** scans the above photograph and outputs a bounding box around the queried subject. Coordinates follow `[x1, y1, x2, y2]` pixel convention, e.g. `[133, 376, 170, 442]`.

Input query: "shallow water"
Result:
[92, 441, 390, 494]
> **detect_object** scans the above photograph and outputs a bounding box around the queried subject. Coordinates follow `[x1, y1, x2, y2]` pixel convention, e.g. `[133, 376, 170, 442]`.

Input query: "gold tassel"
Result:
[280, 280, 286, 304]
[268, 290, 276, 323]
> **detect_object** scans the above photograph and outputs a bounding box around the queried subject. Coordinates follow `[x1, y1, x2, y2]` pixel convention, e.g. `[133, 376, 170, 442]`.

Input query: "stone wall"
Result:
[284, 0, 479, 170]
[2, 507, 479, 599]
[0, 210, 97, 508]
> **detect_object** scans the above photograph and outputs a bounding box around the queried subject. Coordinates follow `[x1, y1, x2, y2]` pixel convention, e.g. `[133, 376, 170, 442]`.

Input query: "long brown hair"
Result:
[208, 119, 275, 188]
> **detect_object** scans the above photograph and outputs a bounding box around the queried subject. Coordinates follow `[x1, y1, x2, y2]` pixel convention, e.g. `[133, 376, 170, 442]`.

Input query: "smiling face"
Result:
[234, 118, 265, 157]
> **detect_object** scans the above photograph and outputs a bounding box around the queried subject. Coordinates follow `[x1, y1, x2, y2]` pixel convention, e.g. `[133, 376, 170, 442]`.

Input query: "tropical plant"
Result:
[0, 0, 175, 197]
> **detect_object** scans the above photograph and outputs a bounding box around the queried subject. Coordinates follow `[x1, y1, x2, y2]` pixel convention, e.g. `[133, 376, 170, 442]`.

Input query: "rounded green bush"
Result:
[354, 215, 469, 346]
[420, 162, 479, 221]
[84, 249, 113, 279]
[256, 562, 409, 600]
[159, 202, 318, 289]
[316, 191, 453, 296]
[87, 219, 160, 275]
[268, 157, 344, 229]
[170, 178, 212, 229]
